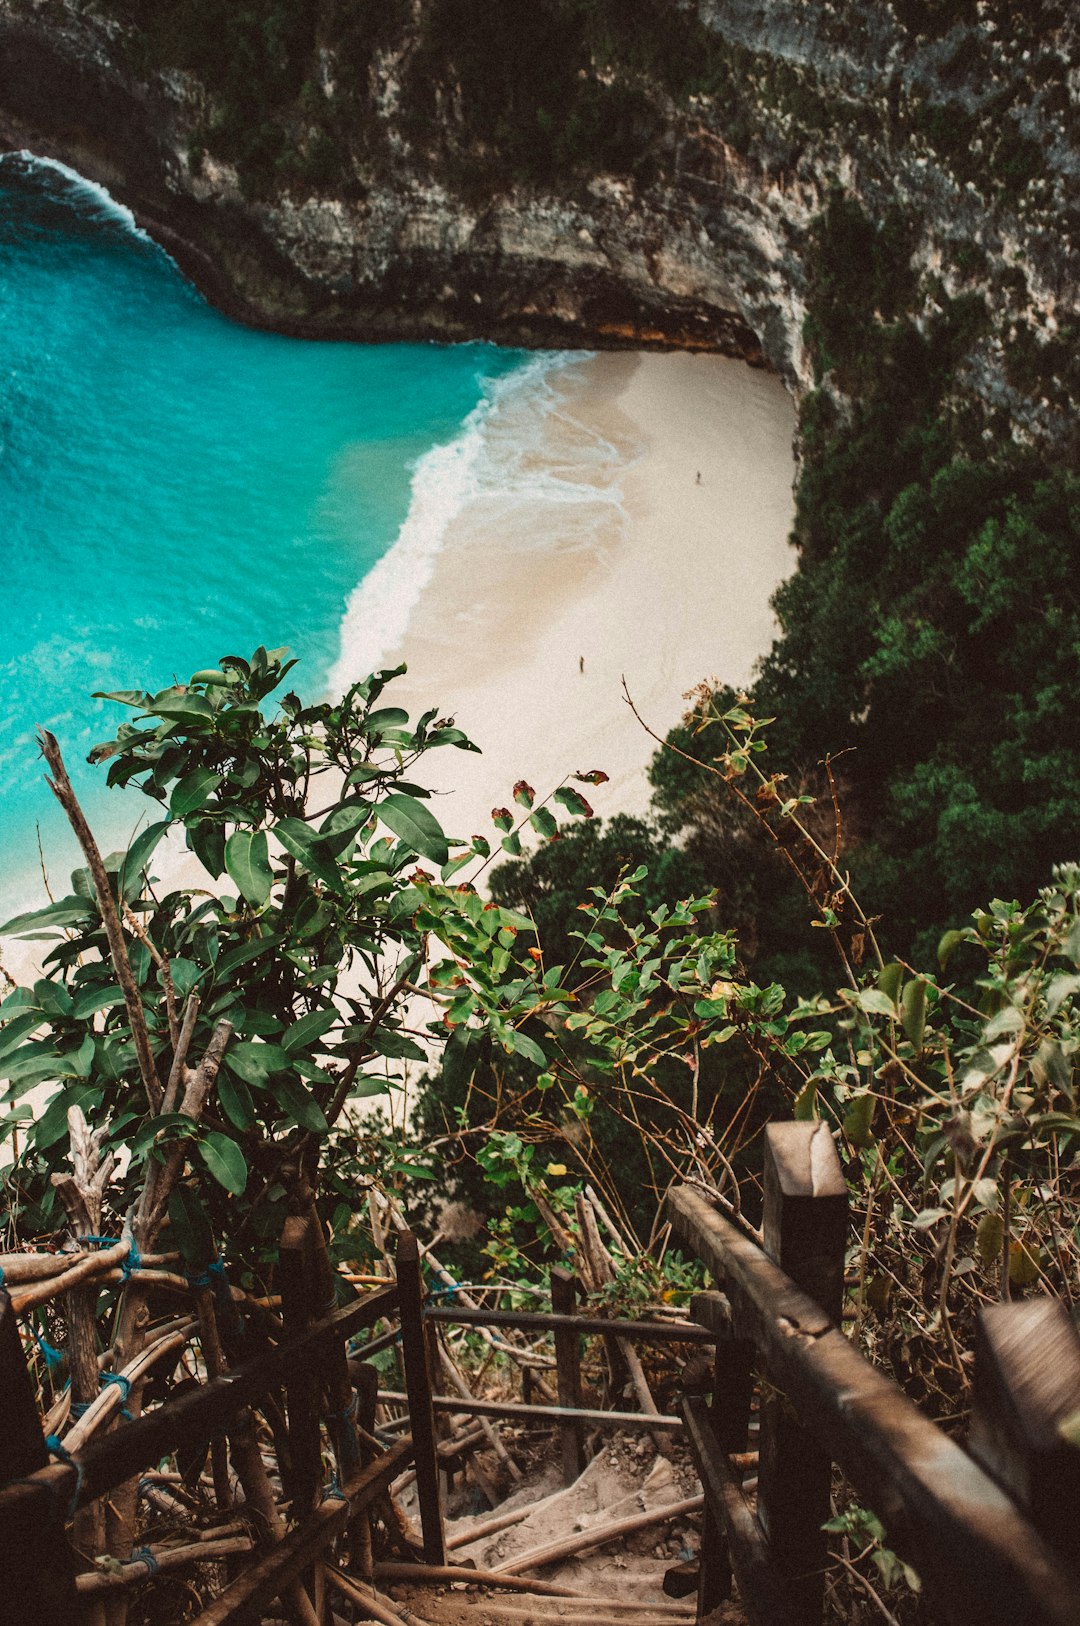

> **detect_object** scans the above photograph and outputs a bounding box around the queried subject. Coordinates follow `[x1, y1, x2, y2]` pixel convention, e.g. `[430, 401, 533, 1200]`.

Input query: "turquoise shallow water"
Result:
[0, 152, 525, 911]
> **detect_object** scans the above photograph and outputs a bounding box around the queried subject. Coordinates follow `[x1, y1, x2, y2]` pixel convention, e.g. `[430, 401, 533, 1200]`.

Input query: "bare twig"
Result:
[39, 730, 162, 1112]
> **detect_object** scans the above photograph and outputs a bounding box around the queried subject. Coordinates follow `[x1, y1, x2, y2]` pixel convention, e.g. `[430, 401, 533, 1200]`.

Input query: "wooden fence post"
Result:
[756, 1121, 848, 1626]
[551, 1267, 585, 1485]
[279, 1215, 323, 1520]
[969, 1297, 1080, 1572]
[396, 1229, 447, 1565]
[688, 1288, 754, 1614]
[0, 1290, 80, 1623]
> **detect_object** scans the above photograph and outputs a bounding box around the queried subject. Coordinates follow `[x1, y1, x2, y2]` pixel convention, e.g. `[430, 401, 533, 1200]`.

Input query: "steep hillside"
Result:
[1, 0, 1077, 438]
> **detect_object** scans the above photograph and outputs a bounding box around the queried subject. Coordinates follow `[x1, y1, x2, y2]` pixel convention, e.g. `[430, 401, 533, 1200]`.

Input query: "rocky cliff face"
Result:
[0, 0, 1077, 440]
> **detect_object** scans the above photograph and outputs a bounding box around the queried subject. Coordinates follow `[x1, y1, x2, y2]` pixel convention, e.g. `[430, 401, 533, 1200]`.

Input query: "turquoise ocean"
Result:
[0, 151, 546, 914]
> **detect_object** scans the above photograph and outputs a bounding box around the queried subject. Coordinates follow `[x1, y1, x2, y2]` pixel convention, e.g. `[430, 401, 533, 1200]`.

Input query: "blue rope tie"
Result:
[77, 1235, 120, 1247]
[69, 1401, 90, 1420]
[0, 1265, 5, 1286]
[34, 1326, 65, 1370]
[45, 1433, 84, 1518]
[131, 1546, 159, 1575]
[323, 1475, 347, 1502]
[325, 1390, 362, 1471]
[101, 1371, 134, 1421]
[121, 1239, 141, 1282]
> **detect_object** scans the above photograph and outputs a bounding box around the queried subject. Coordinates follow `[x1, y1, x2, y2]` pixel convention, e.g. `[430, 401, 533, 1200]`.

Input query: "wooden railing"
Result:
[0, 1215, 714, 1624]
[668, 1121, 1080, 1626]
[0, 1227, 432, 1624]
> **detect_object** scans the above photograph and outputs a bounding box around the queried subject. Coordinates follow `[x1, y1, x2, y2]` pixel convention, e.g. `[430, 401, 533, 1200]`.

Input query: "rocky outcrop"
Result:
[1, 0, 1077, 438]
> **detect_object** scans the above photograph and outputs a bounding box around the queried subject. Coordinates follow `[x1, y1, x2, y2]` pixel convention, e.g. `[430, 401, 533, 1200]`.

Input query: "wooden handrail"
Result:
[668, 1182, 1080, 1626]
[0, 1283, 398, 1518]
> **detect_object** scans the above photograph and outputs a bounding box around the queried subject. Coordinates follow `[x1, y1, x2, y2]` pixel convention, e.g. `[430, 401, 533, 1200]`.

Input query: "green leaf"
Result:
[281, 1007, 338, 1054]
[71, 986, 125, 1021]
[224, 1040, 291, 1086]
[379, 794, 449, 866]
[225, 830, 274, 908]
[851, 988, 896, 1018]
[149, 690, 216, 723]
[217, 1072, 256, 1131]
[876, 962, 903, 1008]
[0, 1012, 43, 1061]
[513, 781, 535, 810]
[168, 1185, 216, 1269]
[553, 786, 594, 818]
[274, 817, 343, 892]
[33, 1083, 100, 1150]
[793, 1078, 818, 1120]
[117, 820, 171, 900]
[35, 979, 73, 1018]
[200, 1131, 248, 1195]
[367, 1029, 426, 1062]
[364, 706, 409, 732]
[901, 978, 927, 1050]
[213, 933, 283, 981]
[511, 1029, 548, 1067]
[268, 1074, 328, 1133]
[189, 819, 226, 880]
[0, 1046, 75, 1086]
[843, 1092, 876, 1148]
[529, 808, 558, 840]
[0, 896, 95, 939]
[937, 929, 966, 972]
[349, 1076, 391, 1099]
[170, 768, 222, 817]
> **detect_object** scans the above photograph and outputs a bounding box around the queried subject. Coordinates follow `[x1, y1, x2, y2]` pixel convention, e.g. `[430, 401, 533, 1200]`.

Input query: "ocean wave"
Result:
[328, 352, 632, 692]
[2, 149, 154, 246]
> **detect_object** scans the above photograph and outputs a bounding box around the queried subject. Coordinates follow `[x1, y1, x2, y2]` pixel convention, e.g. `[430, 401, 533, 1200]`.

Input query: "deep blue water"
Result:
[0, 152, 525, 910]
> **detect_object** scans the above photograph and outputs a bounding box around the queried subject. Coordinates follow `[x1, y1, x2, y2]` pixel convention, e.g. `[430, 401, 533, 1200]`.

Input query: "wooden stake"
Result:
[551, 1267, 585, 1485]
[396, 1230, 447, 1565]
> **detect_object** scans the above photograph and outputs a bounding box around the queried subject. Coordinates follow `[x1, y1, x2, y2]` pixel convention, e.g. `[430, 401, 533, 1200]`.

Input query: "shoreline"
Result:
[340, 349, 797, 846]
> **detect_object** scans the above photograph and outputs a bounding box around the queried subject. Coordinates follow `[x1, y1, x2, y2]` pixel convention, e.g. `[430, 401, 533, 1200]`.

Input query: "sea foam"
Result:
[328, 351, 632, 693]
[3, 150, 154, 245]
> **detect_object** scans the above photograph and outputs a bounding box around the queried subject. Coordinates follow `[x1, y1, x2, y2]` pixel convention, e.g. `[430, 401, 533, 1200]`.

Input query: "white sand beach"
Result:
[350, 350, 797, 846]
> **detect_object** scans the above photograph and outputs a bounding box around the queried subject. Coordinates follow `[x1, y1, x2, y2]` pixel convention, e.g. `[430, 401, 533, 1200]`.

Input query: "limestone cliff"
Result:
[0, 0, 1077, 442]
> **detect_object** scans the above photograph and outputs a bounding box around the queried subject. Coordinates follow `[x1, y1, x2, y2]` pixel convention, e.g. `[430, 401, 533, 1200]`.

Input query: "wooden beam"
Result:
[551, 1267, 586, 1485]
[682, 1394, 796, 1626]
[0, 1290, 80, 1624]
[189, 1438, 414, 1625]
[423, 1306, 716, 1343]
[756, 1122, 847, 1625]
[279, 1215, 323, 1520]
[668, 1184, 1080, 1626]
[970, 1298, 1080, 1571]
[0, 1284, 398, 1519]
[376, 1390, 683, 1430]
[396, 1229, 446, 1565]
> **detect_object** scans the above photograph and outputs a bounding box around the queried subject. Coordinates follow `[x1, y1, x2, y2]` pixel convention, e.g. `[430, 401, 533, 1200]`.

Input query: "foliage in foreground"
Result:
[1, 651, 1079, 1624]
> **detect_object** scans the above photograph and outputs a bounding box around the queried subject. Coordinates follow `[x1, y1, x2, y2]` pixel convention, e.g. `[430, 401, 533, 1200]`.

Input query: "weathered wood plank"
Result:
[397, 1229, 447, 1565]
[279, 1215, 322, 1519]
[668, 1183, 1080, 1626]
[688, 1289, 752, 1611]
[756, 1122, 847, 1625]
[551, 1267, 586, 1485]
[376, 1390, 683, 1430]
[0, 1283, 398, 1519]
[0, 1290, 80, 1623]
[423, 1306, 716, 1343]
[970, 1298, 1080, 1571]
[190, 1438, 414, 1625]
[682, 1393, 796, 1626]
